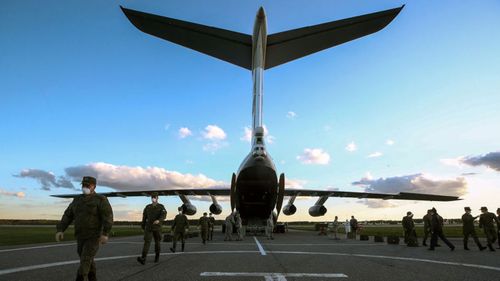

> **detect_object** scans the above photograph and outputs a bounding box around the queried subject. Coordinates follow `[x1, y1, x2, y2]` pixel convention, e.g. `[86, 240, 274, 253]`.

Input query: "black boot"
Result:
[75, 274, 84, 281]
[464, 242, 469, 250]
[181, 243, 185, 252]
[488, 244, 495, 252]
[88, 271, 97, 281]
[170, 247, 175, 253]
[155, 253, 160, 263]
[480, 246, 487, 251]
[136, 256, 146, 265]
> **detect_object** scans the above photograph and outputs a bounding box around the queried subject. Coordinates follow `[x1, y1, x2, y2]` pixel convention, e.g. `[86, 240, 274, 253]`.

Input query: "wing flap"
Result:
[284, 189, 460, 201]
[265, 6, 404, 69]
[121, 7, 252, 69]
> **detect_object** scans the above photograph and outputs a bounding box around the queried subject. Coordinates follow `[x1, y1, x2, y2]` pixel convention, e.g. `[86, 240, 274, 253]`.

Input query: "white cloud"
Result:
[178, 127, 192, 139]
[65, 162, 227, 191]
[0, 188, 25, 198]
[460, 152, 500, 172]
[285, 178, 308, 189]
[386, 139, 395, 146]
[297, 148, 330, 165]
[240, 125, 275, 144]
[357, 199, 397, 209]
[345, 142, 357, 152]
[367, 152, 383, 158]
[202, 125, 226, 140]
[202, 141, 228, 153]
[14, 169, 75, 190]
[286, 111, 297, 119]
[440, 157, 465, 167]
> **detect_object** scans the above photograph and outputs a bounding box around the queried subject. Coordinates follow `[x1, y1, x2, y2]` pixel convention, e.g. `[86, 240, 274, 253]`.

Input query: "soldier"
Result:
[56, 176, 113, 281]
[344, 219, 351, 239]
[199, 212, 209, 244]
[497, 208, 500, 249]
[265, 213, 274, 240]
[349, 216, 358, 239]
[462, 207, 486, 251]
[428, 208, 455, 251]
[402, 211, 417, 246]
[478, 206, 500, 251]
[234, 211, 243, 241]
[170, 206, 189, 253]
[137, 192, 167, 265]
[224, 212, 235, 241]
[422, 209, 432, 246]
[331, 216, 340, 240]
[208, 213, 215, 241]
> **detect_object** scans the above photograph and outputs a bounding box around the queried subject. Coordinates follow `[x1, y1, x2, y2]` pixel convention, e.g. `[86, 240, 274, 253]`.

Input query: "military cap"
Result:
[406, 211, 412, 215]
[203, 212, 207, 215]
[480, 206, 488, 211]
[497, 208, 500, 213]
[431, 207, 437, 213]
[464, 207, 471, 211]
[151, 192, 159, 198]
[81, 176, 96, 185]
[178, 206, 183, 211]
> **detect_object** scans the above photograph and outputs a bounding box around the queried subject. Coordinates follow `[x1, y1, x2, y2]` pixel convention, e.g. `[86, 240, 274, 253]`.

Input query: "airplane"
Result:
[53, 5, 460, 228]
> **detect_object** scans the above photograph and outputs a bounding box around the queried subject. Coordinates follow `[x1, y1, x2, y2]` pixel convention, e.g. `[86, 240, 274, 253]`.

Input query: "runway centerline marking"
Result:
[200, 272, 348, 280]
[254, 236, 266, 256]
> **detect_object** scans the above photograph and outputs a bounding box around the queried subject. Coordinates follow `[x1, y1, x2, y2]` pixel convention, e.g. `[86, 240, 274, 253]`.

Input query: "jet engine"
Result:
[182, 203, 197, 216]
[282, 204, 297, 216]
[308, 205, 327, 217]
[209, 203, 223, 215]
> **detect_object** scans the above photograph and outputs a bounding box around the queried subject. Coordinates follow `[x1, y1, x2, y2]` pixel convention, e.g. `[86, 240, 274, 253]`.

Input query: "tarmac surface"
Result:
[0, 229, 499, 281]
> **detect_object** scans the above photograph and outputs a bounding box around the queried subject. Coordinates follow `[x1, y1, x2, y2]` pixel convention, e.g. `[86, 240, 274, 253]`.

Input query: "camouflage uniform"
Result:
[402, 214, 417, 246]
[462, 211, 484, 250]
[140, 202, 167, 261]
[199, 215, 210, 244]
[479, 210, 500, 251]
[422, 212, 431, 246]
[234, 213, 243, 240]
[224, 214, 235, 241]
[208, 216, 215, 240]
[171, 213, 189, 252]
[57, 192, 113, 281]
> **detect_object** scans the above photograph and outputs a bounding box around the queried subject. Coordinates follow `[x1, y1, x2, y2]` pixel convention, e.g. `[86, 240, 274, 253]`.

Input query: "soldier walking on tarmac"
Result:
[462, 207, 486, 251]
[428, 208, 455, 251]
[208, 213, 215, 241]
[56, 176, 113, 281]
[479, 206, 500, 251]
[199, 212, 210, 244]
[170, 206, 189, 253]
[224, 212, 235, 241]
[266, 213, 274, 240]
[234, 211, 243, 241]
[137, 192, 167, 265]
[422, 209, 432, 246]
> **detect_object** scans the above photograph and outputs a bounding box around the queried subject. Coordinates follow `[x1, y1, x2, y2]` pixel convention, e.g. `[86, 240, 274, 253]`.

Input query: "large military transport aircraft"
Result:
[54, 5, 460, 227]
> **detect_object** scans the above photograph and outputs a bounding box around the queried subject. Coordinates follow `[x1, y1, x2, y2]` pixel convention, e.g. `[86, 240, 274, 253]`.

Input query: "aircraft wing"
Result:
[120, 6, 253, 69]
[265, 5, 404, 69]
[283, 189, 460, 201]
[51, 188, 231, 199]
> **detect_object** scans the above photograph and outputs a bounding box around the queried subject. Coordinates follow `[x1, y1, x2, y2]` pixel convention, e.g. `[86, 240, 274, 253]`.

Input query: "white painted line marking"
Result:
[200, 272, 347, 279]
[262, 243, 382, 246]
[0, 243, 76, 253]
[254, 236, 266, 256]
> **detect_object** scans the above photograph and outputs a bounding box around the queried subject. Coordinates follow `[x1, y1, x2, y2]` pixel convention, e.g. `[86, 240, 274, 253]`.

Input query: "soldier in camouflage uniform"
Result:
[56, 176, 113, 281]
[422, 209, 431, 246]
[462, 207, 486, 251]
[224, 213, 235, 241]
[199, 212, 210, 244]
[208, 213, 215, 241]
[137, 192, 167, 265]
[170, 206, 189, 253]
[479, 206, 500, 251]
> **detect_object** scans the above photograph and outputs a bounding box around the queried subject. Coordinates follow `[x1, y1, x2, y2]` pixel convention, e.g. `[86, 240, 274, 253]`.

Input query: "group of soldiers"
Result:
[402, 206, 500, 251]
[330, 215, 359, 240]
[223, 211, 243, 241]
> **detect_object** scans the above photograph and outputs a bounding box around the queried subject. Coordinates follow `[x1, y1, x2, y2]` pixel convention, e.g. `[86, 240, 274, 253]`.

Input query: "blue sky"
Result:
[1, 0, 500, 221]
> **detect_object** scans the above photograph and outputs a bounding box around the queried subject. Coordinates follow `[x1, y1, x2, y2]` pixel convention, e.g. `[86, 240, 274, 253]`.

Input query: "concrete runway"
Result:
[1, 230, 499, 281]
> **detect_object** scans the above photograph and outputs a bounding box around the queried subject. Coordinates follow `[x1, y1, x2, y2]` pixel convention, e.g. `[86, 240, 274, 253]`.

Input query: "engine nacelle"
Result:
[209, 203, 223, 215]
[182, 203, 197, 216]
[282, 204, 297, 216]
[308, 205, 327, 217]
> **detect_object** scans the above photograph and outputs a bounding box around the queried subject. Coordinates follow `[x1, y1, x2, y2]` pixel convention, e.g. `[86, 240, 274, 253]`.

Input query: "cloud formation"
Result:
[386, 139, 395, 146]
[367, 152, 383, 158]
[202, 125, 226, 140]
[460, 152, 500, 172]
[178, 127, 192, 138]
[297, 148, 330, 165]
[352, 173, 467, 198]
[286, 111, 297, 119]
[65, 162, 227, 191]
[0, 188, 25, 198]
[345, 142, 357, 152]
[15, 169, 75, 190]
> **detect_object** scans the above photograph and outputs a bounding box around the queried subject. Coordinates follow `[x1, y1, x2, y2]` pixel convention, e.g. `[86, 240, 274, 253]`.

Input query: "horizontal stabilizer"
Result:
[265, 6, 404, 69]
[121, 7, 253, 69]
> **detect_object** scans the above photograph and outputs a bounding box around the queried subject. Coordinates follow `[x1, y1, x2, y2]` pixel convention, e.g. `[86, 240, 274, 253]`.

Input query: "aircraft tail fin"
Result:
[121, 6, 253, 69]
[265, 6, 404, 69]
